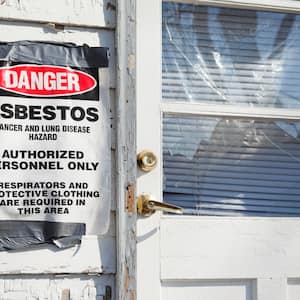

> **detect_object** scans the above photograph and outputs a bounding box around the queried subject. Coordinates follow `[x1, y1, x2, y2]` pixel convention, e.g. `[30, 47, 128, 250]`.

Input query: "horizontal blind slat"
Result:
[162, 3, 300, 216]
[162, 2, 300, 108]
[163, 115, 300, 216]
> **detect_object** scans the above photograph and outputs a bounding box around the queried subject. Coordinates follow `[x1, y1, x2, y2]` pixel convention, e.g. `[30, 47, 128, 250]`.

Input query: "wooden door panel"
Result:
[161, 217, 300, 280]
[162, 280, 254, 300]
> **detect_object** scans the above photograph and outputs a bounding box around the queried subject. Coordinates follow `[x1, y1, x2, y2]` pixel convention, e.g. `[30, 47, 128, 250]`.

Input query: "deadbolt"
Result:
[137, 194, 183, 216]
[137, 150, 157, 172]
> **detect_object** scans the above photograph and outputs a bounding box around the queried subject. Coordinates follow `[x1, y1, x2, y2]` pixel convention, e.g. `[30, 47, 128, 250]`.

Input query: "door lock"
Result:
[137, 150, 157, 172]
[137, 194, 183, 216]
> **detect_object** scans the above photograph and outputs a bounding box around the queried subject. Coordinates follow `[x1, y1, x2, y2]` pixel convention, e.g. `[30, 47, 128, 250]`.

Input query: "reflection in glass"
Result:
[163, 115, 300, 216]
[163, 3, 300, 108]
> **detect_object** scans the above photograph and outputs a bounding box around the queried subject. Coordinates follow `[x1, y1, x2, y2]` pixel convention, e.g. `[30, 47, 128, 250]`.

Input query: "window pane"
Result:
[162, 3, 300, 108]
[163, 115, 300, 216]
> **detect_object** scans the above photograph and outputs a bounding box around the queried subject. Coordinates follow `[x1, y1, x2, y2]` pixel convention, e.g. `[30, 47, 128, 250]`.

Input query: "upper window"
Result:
[162, 3, 300, 108]
[162, 3, 300, 216]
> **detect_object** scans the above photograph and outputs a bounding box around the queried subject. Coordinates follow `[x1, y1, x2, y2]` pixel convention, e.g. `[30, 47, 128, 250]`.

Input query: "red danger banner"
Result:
[0, 41, 110, 251]
[0, 65, 97, 97]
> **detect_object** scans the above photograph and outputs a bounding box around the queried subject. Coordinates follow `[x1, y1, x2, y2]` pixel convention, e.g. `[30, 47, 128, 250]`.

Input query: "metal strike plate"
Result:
[137, 150, 157, 172]
[137, 194, 183, 217]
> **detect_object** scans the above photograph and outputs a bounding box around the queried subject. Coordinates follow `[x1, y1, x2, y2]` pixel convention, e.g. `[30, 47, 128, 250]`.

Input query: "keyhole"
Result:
[144, 156, 154, 166]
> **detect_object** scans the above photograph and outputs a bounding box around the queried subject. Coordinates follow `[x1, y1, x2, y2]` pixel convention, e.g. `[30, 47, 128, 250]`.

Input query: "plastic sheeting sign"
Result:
[0, 41, 110, 250]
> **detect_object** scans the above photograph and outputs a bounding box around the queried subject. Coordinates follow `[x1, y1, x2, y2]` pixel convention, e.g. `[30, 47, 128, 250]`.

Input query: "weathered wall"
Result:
[0, 0, 117, 299]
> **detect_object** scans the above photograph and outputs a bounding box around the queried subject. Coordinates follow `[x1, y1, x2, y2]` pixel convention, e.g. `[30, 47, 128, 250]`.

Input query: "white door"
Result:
[136, 1, 300, 299]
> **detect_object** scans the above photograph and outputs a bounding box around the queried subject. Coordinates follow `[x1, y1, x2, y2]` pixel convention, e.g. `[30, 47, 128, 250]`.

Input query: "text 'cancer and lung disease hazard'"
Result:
[0, 42, 110, 250]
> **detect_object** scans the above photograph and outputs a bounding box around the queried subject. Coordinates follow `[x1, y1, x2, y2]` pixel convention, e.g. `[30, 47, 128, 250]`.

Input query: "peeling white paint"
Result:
[0, 275, 114, 300]
[0, 0, 116, 28]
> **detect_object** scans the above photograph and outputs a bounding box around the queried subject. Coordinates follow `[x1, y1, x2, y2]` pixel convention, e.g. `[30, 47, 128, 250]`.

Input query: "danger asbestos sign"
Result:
[0, 41, 110, 250]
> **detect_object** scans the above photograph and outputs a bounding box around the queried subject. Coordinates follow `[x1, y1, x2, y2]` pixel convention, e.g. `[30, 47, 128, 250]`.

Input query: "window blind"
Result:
[163, 116, 300, 216]
[162, 3, 300, 216]
[162, 3, 300, 108]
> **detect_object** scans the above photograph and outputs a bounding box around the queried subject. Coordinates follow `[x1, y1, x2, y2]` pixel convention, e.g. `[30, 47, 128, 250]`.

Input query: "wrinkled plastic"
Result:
[0, 221, 85, 250]
[0, 41, 109, 68]
[162, 3, 300, 109]
[163, 116, 300, 216]
[162, 3, 300, 216]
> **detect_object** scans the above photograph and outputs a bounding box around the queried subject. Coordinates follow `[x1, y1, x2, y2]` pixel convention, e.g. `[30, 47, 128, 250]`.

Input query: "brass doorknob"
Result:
[137, 150, 157, 172]
[137, 194, 183, 216]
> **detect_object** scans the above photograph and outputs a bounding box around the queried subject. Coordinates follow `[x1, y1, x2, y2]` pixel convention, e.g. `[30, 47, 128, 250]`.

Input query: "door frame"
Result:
[116, 0, 138, 299]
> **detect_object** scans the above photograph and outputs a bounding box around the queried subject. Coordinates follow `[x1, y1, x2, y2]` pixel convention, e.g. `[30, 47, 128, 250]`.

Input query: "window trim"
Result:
[161, 103, 300, 121]
[165, 0, 300, 13]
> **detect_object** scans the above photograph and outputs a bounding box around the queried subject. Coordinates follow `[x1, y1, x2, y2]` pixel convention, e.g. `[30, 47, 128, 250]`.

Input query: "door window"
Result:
[163, 3, 300, 108]
[162, 3, 300, 216]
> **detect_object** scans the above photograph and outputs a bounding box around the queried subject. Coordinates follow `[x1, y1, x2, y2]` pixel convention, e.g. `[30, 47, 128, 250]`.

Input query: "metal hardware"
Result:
[137, 194, 183, 216]
[137, 150, 157, 172]
[104, 286, 112, 300]
[126, 184, 135, 213]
